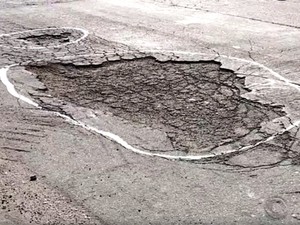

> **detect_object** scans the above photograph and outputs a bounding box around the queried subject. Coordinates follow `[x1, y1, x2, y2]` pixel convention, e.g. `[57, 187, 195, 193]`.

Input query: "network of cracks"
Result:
[25, 57, 300, 169]
[1, 17, 300, 225]
[0, 26, 299, 169]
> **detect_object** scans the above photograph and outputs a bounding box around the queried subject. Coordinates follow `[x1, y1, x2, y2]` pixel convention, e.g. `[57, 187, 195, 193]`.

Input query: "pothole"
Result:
[26, 56, 286, 154]
[17, 32, 72, 47]
[0, 28, 85, 48]
[264, 197, 288, 220]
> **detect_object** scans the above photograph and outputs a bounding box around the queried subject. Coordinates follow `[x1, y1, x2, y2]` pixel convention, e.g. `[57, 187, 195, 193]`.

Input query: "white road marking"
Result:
[0, 28, 299, 161]
[0, 66, 40, 108]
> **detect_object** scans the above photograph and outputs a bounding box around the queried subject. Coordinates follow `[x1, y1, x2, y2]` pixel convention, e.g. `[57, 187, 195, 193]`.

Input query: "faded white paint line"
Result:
[0, 66, 40, 108]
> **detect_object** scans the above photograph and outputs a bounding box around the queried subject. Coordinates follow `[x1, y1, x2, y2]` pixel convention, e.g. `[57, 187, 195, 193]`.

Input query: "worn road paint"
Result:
[0, 66, 40, 108]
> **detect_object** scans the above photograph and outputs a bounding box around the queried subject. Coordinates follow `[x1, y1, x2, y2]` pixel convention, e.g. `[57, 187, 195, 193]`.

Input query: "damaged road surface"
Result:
[1, 0, 300, 225]
[27, 57, 285, 154]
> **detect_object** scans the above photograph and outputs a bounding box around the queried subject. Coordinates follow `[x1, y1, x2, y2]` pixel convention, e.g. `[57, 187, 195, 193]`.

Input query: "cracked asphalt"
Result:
[1, 0, 300, 225]
[27, 58, 284, 154]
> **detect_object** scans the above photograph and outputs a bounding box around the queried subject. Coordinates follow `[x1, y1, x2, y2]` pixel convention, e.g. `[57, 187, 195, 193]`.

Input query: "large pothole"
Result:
[26, 57, 285, 153]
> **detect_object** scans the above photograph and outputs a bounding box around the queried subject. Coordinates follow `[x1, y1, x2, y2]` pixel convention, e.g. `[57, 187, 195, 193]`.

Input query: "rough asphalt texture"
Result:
[27, 58, 284, 153]
[1, 0, 300, 225]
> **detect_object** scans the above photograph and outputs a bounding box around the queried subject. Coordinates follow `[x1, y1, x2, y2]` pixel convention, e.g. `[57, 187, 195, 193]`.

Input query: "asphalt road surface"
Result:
[1, 0, 300, 224]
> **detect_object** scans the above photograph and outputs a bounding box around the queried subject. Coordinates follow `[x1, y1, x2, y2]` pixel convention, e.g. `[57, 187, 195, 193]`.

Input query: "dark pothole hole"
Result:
[26, 57, 286, 153]
[0, 28, 83, 48]
[18, 32, 72, 47]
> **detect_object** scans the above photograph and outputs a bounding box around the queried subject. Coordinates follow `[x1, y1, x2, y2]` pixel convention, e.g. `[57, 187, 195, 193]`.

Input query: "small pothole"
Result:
[26, 57, 285, 153]
[265, 197, 288, 220]
[0, 28, 84, 48]
[17, 32, 72, 47]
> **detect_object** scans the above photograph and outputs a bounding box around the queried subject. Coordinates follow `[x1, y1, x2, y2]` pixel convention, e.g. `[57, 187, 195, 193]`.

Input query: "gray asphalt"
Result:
[1, 0, 300, 224]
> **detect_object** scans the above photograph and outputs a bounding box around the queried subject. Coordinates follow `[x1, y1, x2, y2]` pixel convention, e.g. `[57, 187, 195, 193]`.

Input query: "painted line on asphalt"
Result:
[0, 66, 40, 108]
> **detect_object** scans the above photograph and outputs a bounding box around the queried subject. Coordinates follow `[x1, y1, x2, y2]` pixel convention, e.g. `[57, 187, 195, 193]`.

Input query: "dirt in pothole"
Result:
[26, 57, 285, 153]
[18, 32, 72, 47]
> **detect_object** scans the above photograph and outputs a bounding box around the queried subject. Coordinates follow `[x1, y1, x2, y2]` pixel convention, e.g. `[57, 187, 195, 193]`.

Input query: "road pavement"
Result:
[1, 0, 300, 224]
